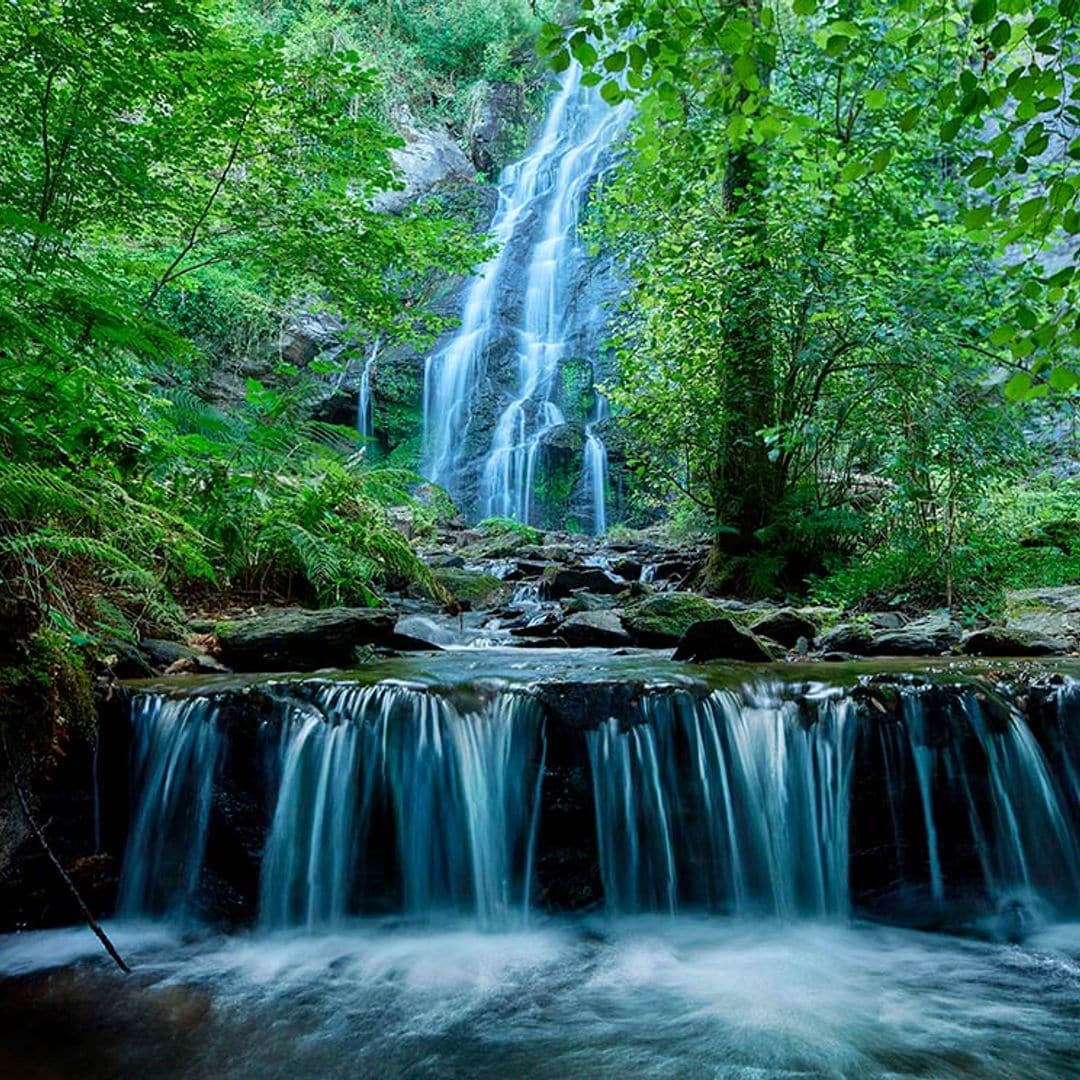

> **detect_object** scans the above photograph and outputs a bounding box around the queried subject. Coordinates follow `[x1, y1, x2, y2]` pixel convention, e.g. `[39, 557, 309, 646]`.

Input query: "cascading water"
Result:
[117, 696, 222, 918]
[588, 687, 855, 916]
[422, 65, 628, 522]
[583, 396, 610, 535]
[356, 338, 380, 440]
[115, 674, 1080, 932]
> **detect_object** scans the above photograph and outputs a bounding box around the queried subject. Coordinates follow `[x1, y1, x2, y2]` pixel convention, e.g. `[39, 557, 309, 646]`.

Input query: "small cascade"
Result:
[588, 688, 855, 916]
[583, 398, 609, 536]
[258, 683, 546, 929]
[118, 696, 222, 918]
[423, 64, 628, 521]
[356, 339, 380, 440]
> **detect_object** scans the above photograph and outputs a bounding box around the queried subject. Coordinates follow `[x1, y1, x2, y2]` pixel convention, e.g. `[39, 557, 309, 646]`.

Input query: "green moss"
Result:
[431, 568, 508, 607]
[0, 629, 95, 757]
[622, 592, 720, 645]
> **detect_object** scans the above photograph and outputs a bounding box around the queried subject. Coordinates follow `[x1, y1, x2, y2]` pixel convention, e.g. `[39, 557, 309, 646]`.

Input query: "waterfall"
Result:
[423, 65, 628, 521]
[257, 683, 546, 929]
[588, 688, 856, 916]
[356, 338, 380, 440]
[583, 396, 609, 535]
[116, 677, 1080, 928]
[118, 696, 222, 918]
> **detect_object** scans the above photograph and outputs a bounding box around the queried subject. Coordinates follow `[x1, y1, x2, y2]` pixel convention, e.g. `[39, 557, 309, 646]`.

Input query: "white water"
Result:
[422, 66, 627, 523]
[356, 338, 380, 440]
[257, 683, 545, 929]
[5, 919, 1080, 1078]
[583, 395, 609, 535]
[117, 696, 222, 919]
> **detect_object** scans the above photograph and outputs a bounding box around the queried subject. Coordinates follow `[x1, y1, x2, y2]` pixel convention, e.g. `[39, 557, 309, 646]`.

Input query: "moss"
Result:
[431, 568, 508, 607]
[622, 592, 720, 646]
[0, 629, 95, 758]
[557, 357, 596, 425]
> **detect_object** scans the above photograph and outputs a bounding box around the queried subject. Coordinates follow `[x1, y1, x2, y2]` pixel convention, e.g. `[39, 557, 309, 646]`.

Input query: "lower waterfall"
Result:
[115, 673, 1080, 930]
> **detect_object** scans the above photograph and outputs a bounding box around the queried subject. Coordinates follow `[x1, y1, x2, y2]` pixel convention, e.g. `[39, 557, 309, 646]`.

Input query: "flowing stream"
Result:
[6, 663, 1080, 1075]
[422, 66, 627, 524]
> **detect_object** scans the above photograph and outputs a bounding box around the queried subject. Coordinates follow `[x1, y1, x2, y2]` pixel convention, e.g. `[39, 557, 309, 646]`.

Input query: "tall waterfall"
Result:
[117, 677, 1080, 928]
[422, 66, 627, 524]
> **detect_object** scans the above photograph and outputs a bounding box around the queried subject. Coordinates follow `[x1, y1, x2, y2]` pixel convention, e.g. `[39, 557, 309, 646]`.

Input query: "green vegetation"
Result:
[548, 0, 1080, 606]
[0, 0, 504, 652]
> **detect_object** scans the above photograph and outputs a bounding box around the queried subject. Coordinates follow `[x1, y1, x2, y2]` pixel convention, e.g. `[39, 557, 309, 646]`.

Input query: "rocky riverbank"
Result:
[107, 524, 1080, 678]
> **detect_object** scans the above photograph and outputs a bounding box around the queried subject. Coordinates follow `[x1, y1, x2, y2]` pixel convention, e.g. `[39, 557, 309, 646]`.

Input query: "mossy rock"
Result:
[432, 568, 508, 609]
[622, 592, 721, 647]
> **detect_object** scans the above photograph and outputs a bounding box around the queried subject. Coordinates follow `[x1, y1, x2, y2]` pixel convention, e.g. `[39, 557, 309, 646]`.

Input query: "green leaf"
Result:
[793, 0, 818, 13]
[971, 0, 997, 24]
[1004, 372, 1033, 400]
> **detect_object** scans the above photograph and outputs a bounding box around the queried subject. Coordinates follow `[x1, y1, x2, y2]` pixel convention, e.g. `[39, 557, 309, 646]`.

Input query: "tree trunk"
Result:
[708, 2, 781, 587]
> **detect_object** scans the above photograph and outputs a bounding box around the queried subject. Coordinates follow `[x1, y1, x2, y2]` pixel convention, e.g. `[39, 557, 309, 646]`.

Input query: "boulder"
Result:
[749, 609, 818, 649]
[1004, 587, 1080, 646]
[960, 627, 1068, 657]
[622, 592, 720, 647]
[372, 107, 477, 214]
[214, 607, 396, 672]
[557, 610, 632, 648]
[466, 80, 526, 174]
[431, 567, 508, 609]
[817, 623, 874, 655]
[869, 612, 962, 656]
[141, 638, 230, 674]
[672, 617, 774, 663]
[540, 566, 624, 599]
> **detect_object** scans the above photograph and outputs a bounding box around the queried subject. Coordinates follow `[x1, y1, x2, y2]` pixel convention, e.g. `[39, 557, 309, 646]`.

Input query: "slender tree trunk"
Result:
[708, 1, 781, 586]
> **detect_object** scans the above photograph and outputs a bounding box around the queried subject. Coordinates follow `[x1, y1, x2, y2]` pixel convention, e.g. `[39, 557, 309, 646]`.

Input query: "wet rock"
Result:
[749, 609, 819, 649]
[672, 617, 773, 663]
[563, 592, 619, 614]
[141, 638, 230, 674]
[540, 566, 623, 599]
[214, 608, 396, 672]
[817, 623, 874, 656]
[1004, 586, 1080, 646]
[431, 567, 508, 609]
[557, 610, 632, 648]
[622, 592, 720, 647]
[961, 627, 1068, 657]
[869, 612, 962, 656]
[466, 80, 527, 175]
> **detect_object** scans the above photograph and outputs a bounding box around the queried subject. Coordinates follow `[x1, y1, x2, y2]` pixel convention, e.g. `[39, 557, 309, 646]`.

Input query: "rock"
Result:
[960, 627, 1068, 657]
[509, 612, 563, 638]
[868, 611, 907, 630]
[817, 623, 874, 655]
[466, 80, 526, 175]
[611, 558, 645, 581]
[1004, 586, 1080, 645]
[563, 592, 619, 614]
[869, 612, 962, 656]
[540, 566, 624, 599]
[672, 617, 774, 663]
[749, 609, 819, 649]
[431, 568, 508, 609]
[556, 610, 632, 648]
[214, 607, 396, 672]
[622, 592, 720, 647]
[141, 638, 230, 674]
[372, 106, 477, 214]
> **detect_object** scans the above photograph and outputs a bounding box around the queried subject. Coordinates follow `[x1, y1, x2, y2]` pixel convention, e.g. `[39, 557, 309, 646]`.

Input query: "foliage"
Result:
[0, 0, 486, 647]
[547, 0, 1079, 600]
[477, 516, 545, 545]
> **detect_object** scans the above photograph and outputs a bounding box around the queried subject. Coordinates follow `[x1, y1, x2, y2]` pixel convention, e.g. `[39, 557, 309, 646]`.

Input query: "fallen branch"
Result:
[2, 733, 131, 974]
